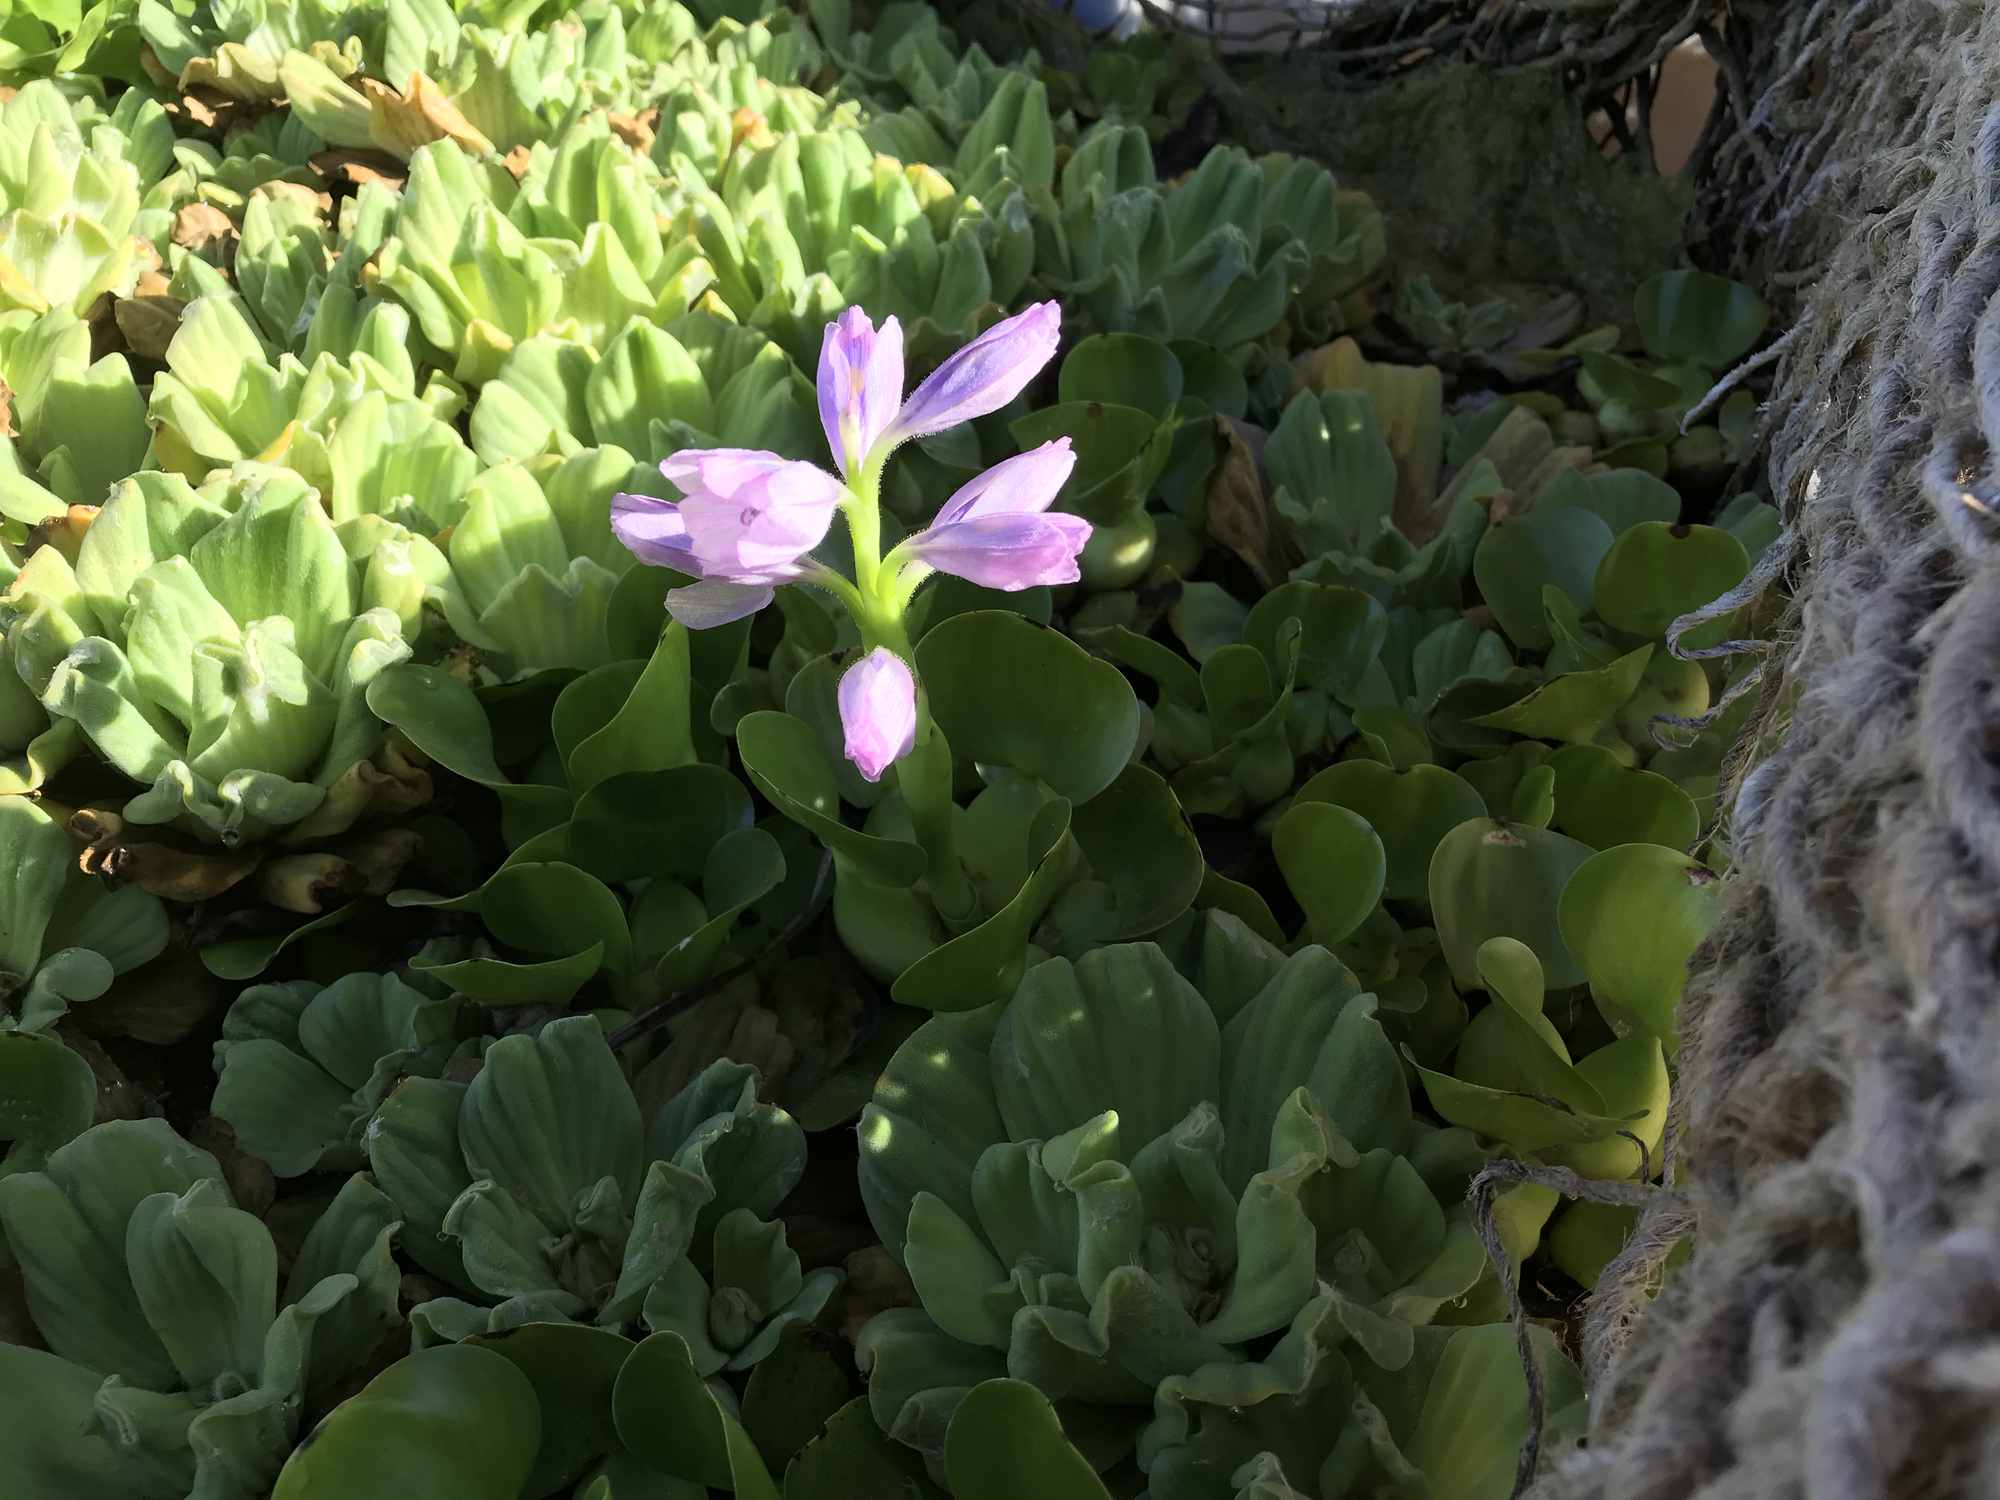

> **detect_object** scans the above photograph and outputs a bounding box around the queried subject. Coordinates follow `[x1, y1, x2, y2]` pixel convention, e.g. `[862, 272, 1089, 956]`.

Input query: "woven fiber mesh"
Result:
[996, 0, 2000, 1492]
[1541, 2, 2000, 1496]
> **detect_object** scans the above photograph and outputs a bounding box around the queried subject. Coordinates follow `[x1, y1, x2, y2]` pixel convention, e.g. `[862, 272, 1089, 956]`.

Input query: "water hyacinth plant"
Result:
[0, 0, 1780, 1492]
[613, 299, 1088, 916]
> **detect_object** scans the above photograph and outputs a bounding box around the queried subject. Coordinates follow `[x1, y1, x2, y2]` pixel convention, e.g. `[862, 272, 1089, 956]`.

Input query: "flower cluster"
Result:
[611, 303, 1088, 782]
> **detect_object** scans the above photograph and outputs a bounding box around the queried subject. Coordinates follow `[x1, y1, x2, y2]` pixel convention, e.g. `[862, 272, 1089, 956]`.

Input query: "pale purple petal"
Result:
[932, 439, 1076, 528]
[666, 579, 776, 629]
[611, 492, 703, 575]
[659, 448, 791, 499]
[908, 512, 1092, 591]
[817, 307, 905, 478]
[882, 301, 1061, 445]
[837, 648, 918, 782]
[671, 455, 845, 574]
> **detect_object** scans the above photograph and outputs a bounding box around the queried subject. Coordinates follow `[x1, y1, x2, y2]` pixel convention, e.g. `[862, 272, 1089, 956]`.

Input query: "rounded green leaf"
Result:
[1592, 523, 1750, 641]
[1243, 580, 1387, 701]
[893, 801, 1077, 1012]
[0, 1028, 93, 1149]
[735, 712, 927, 888]
[273, 1344, 541, 1500]
[1635, 270, 1769, 368]
[857, 1008, 1006, 1261]
[471, 1322, 634, 1499]
[476, 862, 634, 974]
[1558, 844, 1723, 1051]
[740, 1325, 855, 1475]
[612, 1331, 778, 1497]
[1537, 466, 1681, 535]
[1057, 333, 1184, 417]
[783, 1396, 940, 1500]
[566, 765, 754, 886]
[1429, 819, 1595, 990]
[917, 612, 1141, 804]
[1272, 802, 1386, 948]
[414, 945, 606, 1008]
[365, 662, 511, 787]
[992, 944, 1219, 1148]
[1295, 761, 1486, 902]
[1048, 763, 1205, 945]
[1547, 745, 1699, 851]
[1007, 401, 1170, 524]
[943, 1379, 1111, 1500]
[1473, 508, 1614, 651]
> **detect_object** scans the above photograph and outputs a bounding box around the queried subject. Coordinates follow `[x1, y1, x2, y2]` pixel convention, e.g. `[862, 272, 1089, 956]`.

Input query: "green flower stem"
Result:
[841, 466, 978, 927]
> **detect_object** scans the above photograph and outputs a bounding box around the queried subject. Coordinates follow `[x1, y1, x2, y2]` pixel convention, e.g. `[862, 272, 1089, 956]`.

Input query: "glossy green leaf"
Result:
[273, 1344, 541, 1500]
[917, 612, 1141, 803]
[1635, 270, 1769, 368]
[1558, 844, 1723, 1051]
[0, 1032, 95, 1166]
[1473, 508, 1614, 651]
[1592, 523, 1750, 641]
[200, 904, 359, 982]
[1429, 819, 1595, 990]
[613, 1331, 780, 1498]
[740, 1325, 853, 1475]
[1468, 645, 1653, 745]
[1057, 333, 1184, 418]
[735, 712, 926, 888]
[943, 1380, 1111, 1500]
[893, 800, 1076, 1011]
[1294, 761, 1486, 902]
[783, 1396, 940, 1500]
[365, 662, 512, 787]
[1547, 745, 1699, 851]
[473, 1322, 634, 1499]
[1272, 802, 1385, 948]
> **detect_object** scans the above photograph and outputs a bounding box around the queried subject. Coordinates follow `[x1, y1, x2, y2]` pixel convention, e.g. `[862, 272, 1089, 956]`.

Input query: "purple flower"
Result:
[881, 301, 1062, 448]
[818, 307, 904, 480]
[609, 466, 826, 630]
[662, 449, 844, 573]
[902, 439, 1090, 590]
[838, 647, 918, 782]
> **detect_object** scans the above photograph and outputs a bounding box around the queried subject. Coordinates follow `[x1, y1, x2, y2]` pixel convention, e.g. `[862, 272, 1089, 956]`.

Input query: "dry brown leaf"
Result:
[729, 107, 773, 154]
[114, 294, 189, 360]
[173, 201, 237, 257]
[501, 143, 534, 180]
[137, 44, 176, 90]
[255, 852, 364, 915]
[1201, 414, 1301, 591]
[607, 108, 659, 154]
[26, 505, 98, 564]
[309, 148, 407, 192]
[362, 72, 495, 160]
[74, 837, 262, 903]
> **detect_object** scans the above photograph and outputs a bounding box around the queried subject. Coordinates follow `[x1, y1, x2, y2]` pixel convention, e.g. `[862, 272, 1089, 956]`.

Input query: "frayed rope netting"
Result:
[1024, 0, 2000, 1492]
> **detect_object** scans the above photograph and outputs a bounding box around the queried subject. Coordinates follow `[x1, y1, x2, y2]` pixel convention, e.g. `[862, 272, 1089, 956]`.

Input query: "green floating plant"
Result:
[371, 618, 787, 1007]
[0, 1120, 402, 1498]
[855, 933, 1563, 1490]
[211, 969, 465, 1177]
[1038, 130, 1381, 350]
[3, 463, 425, 841]
[366, 1014, 833, 1353]
[0, 797, 168, 1032]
